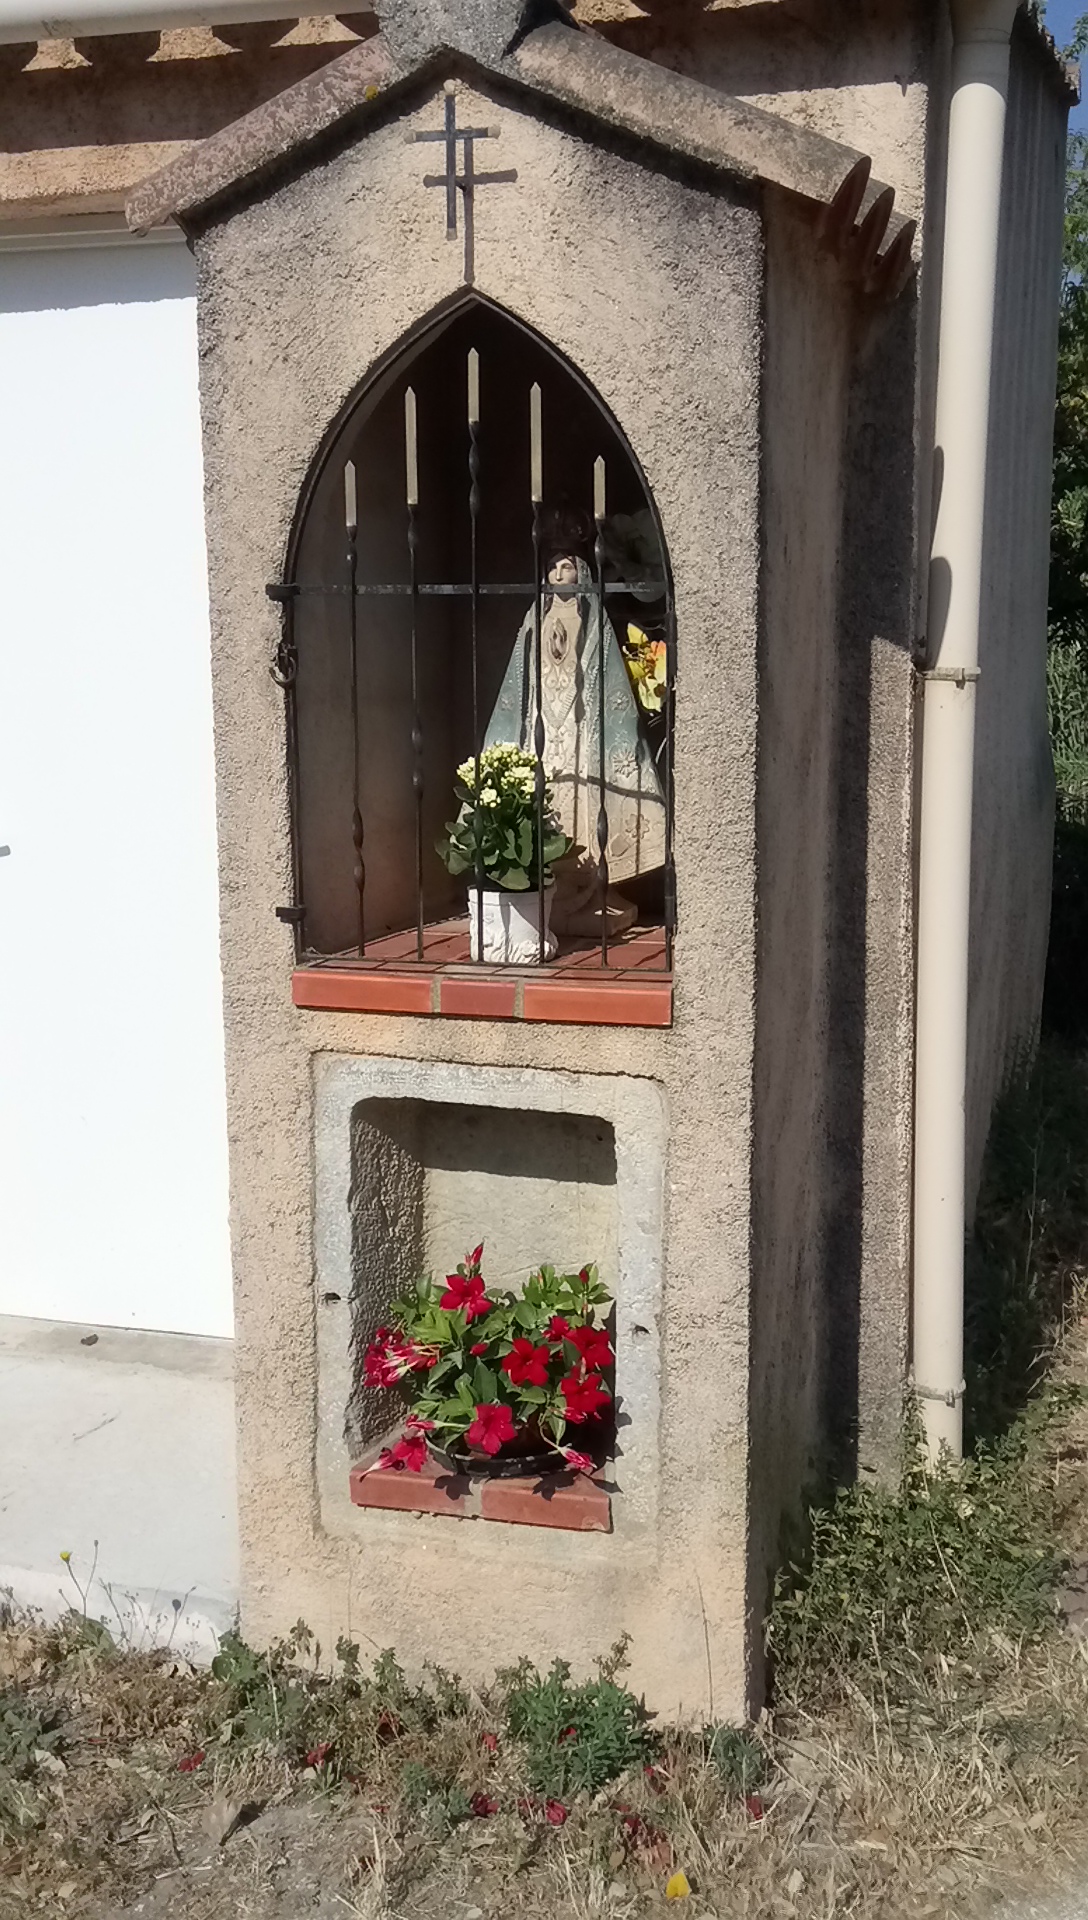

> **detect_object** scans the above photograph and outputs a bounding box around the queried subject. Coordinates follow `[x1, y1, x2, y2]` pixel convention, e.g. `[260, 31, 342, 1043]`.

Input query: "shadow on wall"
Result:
[1044, 810, 1088, 1044]
[603, 4, 926, 98]
[0, 22, 374, 158]
[0, 238, 196, 315]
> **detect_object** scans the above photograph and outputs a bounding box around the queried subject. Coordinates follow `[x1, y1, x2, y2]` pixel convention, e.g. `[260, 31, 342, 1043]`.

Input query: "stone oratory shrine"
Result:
[128, 0, 1068, 1713]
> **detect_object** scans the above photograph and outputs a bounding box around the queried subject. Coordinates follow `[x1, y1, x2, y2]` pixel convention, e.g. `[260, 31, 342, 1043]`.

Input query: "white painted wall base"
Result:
[0, 1316, 238, 1659]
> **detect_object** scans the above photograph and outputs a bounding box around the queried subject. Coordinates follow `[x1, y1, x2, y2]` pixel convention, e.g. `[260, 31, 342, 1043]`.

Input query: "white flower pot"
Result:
[467, 885, 557, 964]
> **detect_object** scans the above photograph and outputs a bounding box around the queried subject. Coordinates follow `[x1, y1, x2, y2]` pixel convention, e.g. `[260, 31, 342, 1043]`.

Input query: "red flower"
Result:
[363, 1335, 403, 1389]
[545, 1800, 569, 1826]
[567, 1325, 612, 1371]
[470, 1341, 489, 1357]
[560, 1370, 611, 1423]
[471, 1792, 499, 1817]
[502, 1338, 551, 1387]
[469, 1242, 484, 1268]
[578, 1268, 592, 1288]
[440, 1273, 492, 1321]
[306, 1743, 333, 1769]
[378, 1431, 427, 1472]
[547, 1315, 572, 1341]
[559, 1447, 595, 1475]
[480, 1731, 499, 1753]
[401, 1342, 439, 1373]
[177, 1751, 205, 1773]
[466, 1402, 516, 1455]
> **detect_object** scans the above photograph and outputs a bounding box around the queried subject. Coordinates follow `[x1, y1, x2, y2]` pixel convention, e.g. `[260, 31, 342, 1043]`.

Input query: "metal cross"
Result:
[408, 83, 517, 283]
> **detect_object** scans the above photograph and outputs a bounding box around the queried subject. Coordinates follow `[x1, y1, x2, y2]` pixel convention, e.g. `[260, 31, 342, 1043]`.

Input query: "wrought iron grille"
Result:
[269, 302, 676, 976]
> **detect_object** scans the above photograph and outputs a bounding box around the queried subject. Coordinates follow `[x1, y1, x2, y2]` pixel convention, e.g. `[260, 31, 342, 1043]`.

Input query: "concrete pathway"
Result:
[0, 1315, 238, 1658]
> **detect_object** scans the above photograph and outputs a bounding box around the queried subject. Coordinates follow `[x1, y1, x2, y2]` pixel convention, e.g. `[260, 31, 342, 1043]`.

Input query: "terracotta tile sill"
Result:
[291, 915, 672, 1028]
[294, 967, 670, 1028]
[349, 1453, 612, 1532]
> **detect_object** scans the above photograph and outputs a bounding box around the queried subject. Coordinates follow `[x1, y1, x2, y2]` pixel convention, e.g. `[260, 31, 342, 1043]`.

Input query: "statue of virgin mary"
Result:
[484, 551, 666, 937]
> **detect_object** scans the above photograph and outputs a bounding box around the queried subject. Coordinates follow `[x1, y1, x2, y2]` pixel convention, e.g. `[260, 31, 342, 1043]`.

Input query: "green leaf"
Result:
[473, 1360, 498, 1402]
[438, 1397, 472, 1421]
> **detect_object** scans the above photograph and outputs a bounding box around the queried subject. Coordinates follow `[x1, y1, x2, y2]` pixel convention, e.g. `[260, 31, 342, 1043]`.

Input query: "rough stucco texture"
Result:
[193, 75, 763, 1719]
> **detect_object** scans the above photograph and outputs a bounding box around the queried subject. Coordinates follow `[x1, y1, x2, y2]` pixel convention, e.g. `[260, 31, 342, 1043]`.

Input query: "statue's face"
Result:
[547, 554, 578, 589]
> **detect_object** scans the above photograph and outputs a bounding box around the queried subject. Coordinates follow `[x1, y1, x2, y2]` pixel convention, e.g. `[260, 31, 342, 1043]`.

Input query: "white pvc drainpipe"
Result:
[913, 0, 1019, 1460]
[0, 0, 338, 37]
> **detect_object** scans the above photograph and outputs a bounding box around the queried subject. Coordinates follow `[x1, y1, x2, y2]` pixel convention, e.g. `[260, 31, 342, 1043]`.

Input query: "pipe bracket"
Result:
[918, 665, 981, 687]
[911, 1376, 966, 1407]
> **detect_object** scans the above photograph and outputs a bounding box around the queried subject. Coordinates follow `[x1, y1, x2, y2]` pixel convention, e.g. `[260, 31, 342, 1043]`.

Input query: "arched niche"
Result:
[284, 294, 674, 961]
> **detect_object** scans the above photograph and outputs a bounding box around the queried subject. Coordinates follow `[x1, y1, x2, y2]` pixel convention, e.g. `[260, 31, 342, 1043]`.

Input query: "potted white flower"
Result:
[438, 743, 571, 963]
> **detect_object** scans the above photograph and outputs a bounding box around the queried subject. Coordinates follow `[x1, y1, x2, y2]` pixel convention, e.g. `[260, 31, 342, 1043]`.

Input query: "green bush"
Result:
[768, 1409, 1064, 1708]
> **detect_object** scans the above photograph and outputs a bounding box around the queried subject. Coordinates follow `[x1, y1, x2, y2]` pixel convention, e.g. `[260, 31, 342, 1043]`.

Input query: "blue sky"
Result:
[1043, 0, 1087, 127]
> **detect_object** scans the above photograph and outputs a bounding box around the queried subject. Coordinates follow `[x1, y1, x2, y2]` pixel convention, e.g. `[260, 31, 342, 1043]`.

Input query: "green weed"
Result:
[0, 1691, 61, 1779]
[501, 1635, 651, 1799]
[703, 1724, 766, 1793]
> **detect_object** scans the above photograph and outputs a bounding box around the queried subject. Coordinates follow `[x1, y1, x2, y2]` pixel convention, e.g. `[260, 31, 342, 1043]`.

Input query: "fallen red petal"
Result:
[471, 1792, 499, 1817]
[745, 1792, 765, 1821]
[545, 1800, 569, 1826]
[177, 1751, 206, 1773]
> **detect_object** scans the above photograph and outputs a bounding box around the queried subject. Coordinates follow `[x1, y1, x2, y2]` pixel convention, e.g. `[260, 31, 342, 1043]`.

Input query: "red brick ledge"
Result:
[349, 1452, 612, 1532]
[293, 968, 671, 1028]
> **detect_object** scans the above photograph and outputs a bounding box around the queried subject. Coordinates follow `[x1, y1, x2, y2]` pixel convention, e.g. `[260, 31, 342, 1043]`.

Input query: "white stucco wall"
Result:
[0, 231, 232, 1336]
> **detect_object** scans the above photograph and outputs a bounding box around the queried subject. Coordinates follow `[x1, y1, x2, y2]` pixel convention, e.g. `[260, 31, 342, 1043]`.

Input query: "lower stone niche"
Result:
[347, 1100, 617, 1532]
[314, 1056, 666, 1545]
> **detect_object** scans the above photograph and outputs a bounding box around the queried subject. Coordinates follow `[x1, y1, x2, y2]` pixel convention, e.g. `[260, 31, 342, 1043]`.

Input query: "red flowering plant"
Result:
[364, 1245, 613, 1475]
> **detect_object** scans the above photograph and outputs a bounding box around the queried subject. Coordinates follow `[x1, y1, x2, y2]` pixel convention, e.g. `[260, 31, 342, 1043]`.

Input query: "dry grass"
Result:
[4, 1554, 1088, 1919]
[4, 1051, 1088, 1919]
